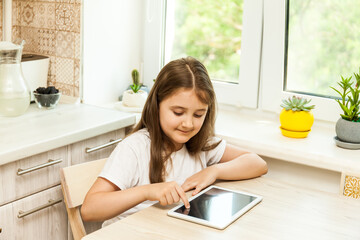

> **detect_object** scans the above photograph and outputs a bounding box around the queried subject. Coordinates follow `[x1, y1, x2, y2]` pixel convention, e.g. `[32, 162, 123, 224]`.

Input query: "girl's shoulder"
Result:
[122, 128, 151, 147]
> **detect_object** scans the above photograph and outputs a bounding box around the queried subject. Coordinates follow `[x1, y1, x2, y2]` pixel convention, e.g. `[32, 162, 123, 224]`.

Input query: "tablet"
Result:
[167, 185, 262, 230]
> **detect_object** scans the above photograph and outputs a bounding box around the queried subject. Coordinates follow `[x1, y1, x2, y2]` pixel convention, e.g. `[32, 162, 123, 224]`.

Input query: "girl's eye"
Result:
[173, 112, 183, 116]
[194, 114, 203, 118]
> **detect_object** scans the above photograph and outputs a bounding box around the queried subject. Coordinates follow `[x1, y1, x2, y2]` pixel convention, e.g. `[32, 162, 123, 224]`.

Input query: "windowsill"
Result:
[95, 101, 359, 173]
[215, 104, 360, 173]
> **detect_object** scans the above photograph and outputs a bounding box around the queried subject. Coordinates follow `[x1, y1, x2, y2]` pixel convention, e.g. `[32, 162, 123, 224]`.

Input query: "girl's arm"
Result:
[81, 178, 190, 222]
[182, 144, 268, 195]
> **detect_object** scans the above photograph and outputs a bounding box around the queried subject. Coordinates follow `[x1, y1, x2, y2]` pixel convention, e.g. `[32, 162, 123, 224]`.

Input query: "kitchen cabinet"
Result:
[0, 128, 131, 240]
[70, 129, 125, 165]
[0, 186, 67, 240]
[0, 146, 69, 206]
[0, 103, 136, 239]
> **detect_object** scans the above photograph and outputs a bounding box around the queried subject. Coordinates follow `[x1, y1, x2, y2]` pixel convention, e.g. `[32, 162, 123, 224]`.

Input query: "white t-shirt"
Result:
[99, 128, 226, 226]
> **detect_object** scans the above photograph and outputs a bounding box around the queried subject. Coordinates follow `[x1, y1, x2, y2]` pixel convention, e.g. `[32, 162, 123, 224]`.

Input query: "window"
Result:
[145, 0, 355, 121]
[285, 0, 360, 98]
[164, 0, 243, 84]
[143, 0, 263, 108]
[261, 0, 358, 121]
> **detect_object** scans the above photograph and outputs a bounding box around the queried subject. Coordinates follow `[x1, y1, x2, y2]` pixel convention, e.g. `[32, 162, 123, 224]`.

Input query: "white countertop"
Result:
[215, 107, 360, 173]
[0, 103, 136, 166]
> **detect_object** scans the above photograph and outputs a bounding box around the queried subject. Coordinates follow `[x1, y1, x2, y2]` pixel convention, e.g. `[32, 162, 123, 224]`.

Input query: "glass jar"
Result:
[0, 41, 30, 117]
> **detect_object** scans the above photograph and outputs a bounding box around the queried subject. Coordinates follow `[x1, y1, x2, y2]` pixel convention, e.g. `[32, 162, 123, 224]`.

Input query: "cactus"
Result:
[132, 69, 139, 86]
[280, 96, 315, 112]
[130, 69, 141, 93]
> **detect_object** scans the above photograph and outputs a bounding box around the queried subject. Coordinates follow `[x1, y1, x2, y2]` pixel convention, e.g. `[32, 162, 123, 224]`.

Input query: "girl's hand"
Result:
[181, 165, 218, 196]
[145, 181, 190, 208]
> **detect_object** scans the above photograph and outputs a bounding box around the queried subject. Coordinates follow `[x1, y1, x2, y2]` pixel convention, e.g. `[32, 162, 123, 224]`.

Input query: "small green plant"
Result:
[280, 96, 315, 112]
[330, 68, 360, 122]
[130, 69, 141, 93]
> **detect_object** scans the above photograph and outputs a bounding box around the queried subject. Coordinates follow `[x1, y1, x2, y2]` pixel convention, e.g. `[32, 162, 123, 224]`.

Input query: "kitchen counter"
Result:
[0, 103, 136, 166]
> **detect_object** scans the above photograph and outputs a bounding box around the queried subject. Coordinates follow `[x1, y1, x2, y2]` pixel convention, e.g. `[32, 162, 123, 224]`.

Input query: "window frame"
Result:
[260, 0, 341, 122]
[143, 0, 263, 109]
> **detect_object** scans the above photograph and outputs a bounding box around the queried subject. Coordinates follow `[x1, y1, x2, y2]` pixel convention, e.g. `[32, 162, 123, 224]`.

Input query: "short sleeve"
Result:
[99, 141, 139, 190]
[205, 137, 226, 166]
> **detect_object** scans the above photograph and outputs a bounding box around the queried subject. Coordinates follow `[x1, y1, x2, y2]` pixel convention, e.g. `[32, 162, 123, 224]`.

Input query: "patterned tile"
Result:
[38, 29, 56, 55]
[12, 1, 20, 27]
[0, 0, 2, 41]
[56, 31, 74, 58]
[54, 82, 74, 96]
[20, 2, 36, 27]
[74, 32, 81, 59]
[35, 2, 56, 29]
[0, 1, 1, 20]
[74, 58, 80, 87]
[56, 0, 81, 4]
[19, 27, 40, 53]
[73, 85, 79, 97]
[56, 57, 74, 85]
[55, 3, 75, 31]
[11, 0, 82, 98]
[11, 26, 21, 44]
[343, 175, 360, 199]
[72, 4, 81, 33]
[48, 56, 57, 83]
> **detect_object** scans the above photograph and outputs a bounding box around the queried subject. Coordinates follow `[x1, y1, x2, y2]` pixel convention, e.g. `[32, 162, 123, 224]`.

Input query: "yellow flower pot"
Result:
[279, 109, 314, 138]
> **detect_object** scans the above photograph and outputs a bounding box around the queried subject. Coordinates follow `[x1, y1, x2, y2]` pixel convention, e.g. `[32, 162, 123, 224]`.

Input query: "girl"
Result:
[81, 57, 267, 226]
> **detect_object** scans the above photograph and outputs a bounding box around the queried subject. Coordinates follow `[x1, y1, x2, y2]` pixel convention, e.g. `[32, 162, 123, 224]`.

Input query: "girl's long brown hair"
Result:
[133, 56, 220, 183]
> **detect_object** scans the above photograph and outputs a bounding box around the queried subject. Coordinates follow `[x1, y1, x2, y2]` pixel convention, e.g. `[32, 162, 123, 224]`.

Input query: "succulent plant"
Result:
[280, 96, 315, 112]
[330, 68, 360, 122]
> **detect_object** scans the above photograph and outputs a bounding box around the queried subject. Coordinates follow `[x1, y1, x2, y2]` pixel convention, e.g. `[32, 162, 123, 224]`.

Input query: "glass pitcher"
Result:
[0, 41, 30, 117]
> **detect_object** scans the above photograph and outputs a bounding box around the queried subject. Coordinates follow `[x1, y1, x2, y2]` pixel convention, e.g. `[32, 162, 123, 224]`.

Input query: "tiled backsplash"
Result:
[11, 0, 81, 98]
[0, 1, 2, 40]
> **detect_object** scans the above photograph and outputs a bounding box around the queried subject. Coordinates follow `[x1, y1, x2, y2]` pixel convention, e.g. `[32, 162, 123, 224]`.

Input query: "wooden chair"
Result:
[60, 158, 107, 240]
[339, 172, 360, 199]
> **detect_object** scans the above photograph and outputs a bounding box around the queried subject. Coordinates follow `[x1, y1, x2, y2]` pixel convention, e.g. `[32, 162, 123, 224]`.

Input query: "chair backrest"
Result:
[339, 171, 360, 199]
[60, 158, 107, 240]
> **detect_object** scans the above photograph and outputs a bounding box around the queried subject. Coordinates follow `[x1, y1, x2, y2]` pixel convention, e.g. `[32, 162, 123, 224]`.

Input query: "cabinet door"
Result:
[0, 146, 68, 206]
[0, 186, 67, 240]
[70, 129, 125, 165]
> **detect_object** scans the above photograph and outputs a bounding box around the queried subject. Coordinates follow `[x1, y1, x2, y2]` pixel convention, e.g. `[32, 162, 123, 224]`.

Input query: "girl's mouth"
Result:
[178, 129, 191, 134]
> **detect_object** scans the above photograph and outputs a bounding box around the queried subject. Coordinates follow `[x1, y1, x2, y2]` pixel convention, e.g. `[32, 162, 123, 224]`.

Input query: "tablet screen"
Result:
[174, 187, 257, 224]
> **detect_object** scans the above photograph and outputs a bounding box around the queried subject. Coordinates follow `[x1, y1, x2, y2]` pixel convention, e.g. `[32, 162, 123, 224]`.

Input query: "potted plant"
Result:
[122, 69, 148, 108]
[330, 68, 360, 145]
[279, 96, 315, 138]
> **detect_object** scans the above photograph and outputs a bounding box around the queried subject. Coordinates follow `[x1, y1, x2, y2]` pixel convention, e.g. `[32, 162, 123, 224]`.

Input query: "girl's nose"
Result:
[182, 116, 193, 129]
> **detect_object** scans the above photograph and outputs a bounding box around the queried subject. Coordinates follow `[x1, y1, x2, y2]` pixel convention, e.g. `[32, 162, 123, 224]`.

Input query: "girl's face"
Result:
[159, 88, 208, 151]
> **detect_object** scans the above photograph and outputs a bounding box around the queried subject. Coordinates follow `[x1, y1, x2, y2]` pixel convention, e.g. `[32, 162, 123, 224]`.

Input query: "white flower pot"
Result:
[122, 90, 148, 108]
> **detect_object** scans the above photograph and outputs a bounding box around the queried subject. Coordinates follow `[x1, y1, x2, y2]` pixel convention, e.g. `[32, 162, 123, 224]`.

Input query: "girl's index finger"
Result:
[175, 184, 190, 208]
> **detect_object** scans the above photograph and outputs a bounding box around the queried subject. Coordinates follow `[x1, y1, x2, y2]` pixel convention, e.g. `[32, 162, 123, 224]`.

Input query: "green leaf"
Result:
[330, 86, 343, 98]
[130, 84, 141, 93]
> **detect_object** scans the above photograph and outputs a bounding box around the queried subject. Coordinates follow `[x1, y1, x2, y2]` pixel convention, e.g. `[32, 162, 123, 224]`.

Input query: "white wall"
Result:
[82, 0, 144, 105]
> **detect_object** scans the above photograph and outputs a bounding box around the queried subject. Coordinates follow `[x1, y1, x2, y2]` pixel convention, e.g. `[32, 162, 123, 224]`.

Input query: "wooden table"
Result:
[82, 177, 360, 240]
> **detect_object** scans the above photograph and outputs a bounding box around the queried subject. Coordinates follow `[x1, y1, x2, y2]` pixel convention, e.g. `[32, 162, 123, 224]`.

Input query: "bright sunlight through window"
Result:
[164, 0, 244, 84]
[285, 0, 360, 98]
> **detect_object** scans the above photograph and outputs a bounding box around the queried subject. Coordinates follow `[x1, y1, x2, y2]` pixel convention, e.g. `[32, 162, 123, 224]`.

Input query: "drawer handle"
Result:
[17, 198, 62, 218]
[85, 138, 122, 153]
[17, 158, 63, 175]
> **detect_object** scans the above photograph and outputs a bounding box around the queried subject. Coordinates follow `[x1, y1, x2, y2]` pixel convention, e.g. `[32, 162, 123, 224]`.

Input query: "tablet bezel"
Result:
[167, 185, 263, 230]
